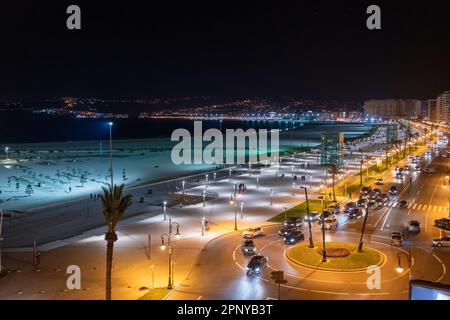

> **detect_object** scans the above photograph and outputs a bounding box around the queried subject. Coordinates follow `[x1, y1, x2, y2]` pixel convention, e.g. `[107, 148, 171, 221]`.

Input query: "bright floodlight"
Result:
[108, 122, 114, 126]
[396, 266, 404, 274]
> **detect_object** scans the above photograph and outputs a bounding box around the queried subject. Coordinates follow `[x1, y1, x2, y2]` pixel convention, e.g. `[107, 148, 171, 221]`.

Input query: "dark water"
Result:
[0, 111, 373, 144]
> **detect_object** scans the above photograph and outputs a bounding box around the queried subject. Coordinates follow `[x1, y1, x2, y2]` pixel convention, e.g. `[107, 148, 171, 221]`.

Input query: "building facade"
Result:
[363, 99, 421, 119]
[436, 91, 450, 124]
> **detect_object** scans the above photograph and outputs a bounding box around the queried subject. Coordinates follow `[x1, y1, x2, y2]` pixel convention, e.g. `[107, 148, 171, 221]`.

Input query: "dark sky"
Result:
[0, 0, 449, 101]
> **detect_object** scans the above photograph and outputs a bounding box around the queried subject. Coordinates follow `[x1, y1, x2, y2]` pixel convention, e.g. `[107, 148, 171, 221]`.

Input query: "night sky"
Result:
[0, 0, 449, 101]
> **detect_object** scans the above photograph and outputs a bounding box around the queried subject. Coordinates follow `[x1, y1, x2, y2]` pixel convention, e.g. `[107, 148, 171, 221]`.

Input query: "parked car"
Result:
[246, 255, 268, 275]
[434, 218, 450, 230]
[390, 232, 403, 246]
[241, 239, 257, 255]
[283, 230, 305, 244]
[348, 208, 363, 219]
[283, 217, 303, 228]
[278, 225, 300, 237]
[344, 202, 357, 214]
[406, 220, 420, 233]
[375, 178, 384, 185]
[242, 227, 264, 239]
[398, 200, 408, 208]
[389, 185, 398, 196]
[323, 216, 339, 230]
[432, 236, 450, 247]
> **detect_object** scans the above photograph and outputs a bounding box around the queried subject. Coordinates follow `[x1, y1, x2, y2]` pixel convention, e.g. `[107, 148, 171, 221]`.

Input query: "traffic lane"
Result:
[170, 225, 410, 300]
[168, 230, 276, 300]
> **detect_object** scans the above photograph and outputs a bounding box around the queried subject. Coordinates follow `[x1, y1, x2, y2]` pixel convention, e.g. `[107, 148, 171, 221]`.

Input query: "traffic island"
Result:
[286, 242, 384, 272]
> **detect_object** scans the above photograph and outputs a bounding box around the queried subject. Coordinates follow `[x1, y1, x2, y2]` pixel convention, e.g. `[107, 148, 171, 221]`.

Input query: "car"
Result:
[278, 225, 300, 237]
[241, 239, 257, 255]
[360, 186, 372, 196]
[434, 218, 450, 230]
[415, 156, 420, 161]
[283, 230, 305, 244]
[305, 212, 320, 222]
[415, 165, 421, 172]
[403, 166, 410, 172]
[323, 216, 339, 230]
[389, 186, 398, 195]
[344, 202, 357, 214]
[242, 227, 264, 238]
[283, 217, 303, 228]
[246, 255, 268, 275]
[320, 210, 332, 219]
[328, 204, 340, 215]
[372, 188, 381, 196]
[398, 200, 408, 208]
[375, 178, 384, 185]
[406, 220, 420, 233]
[394, 166, 400, 172]
[390, 232, 403, 246]
[357, 198, 368, 207]
[395, 173, 403, 180]
[423, 168, 431, 173]
[432, 236, 450, 247]
[348, 208, 363, 219]
[380, 193, 390, 203]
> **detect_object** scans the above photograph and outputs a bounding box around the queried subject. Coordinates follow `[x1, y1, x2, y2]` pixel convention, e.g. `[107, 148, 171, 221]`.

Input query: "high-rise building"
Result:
[320, 133, 344, 166]
[436, 91, 450, 124]
[427, 99, 437, 123]
[363, 99, 421, 119]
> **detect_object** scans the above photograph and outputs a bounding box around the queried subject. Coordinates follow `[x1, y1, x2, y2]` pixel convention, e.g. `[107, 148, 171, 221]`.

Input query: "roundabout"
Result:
[286, 242, 385, 272]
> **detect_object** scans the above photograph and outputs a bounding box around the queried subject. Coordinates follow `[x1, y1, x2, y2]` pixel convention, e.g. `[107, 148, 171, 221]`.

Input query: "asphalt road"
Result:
[168, 145, 450, 300]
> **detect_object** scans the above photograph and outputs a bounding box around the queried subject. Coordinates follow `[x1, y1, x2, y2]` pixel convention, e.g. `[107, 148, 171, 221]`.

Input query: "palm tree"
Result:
[328, 164, 339, 202]
[100, 184, 132, 300]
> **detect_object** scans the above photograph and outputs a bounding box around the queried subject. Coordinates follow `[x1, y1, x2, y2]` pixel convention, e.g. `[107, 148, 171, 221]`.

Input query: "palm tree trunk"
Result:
[105, 231, 117, 300]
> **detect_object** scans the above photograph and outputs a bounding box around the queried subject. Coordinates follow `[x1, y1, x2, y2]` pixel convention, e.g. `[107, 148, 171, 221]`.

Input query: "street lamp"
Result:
[240, 201, 244, 219]
[357, 205, 370, 252]
[107, 122, 114, 187]
[292, 182, 296, 196]
[270, 188, 273, 206]
[256, 177, 259, 189]
[229, 168, 232, 182]
[203, 190, 206, 207]
[161, 220, 181, 289]
[205, 174, 208, 188]
[182, 180, 185, 194]
[229, 195, 238, 231]
[4, 147, 9, 160]
[163, 201, 167, 221]
[300, 187, 314, 248]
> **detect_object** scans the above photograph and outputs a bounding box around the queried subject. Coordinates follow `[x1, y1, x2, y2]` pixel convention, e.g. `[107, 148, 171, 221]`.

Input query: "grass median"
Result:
[286, 242, 384, 272]
[268, 200, 323, 222]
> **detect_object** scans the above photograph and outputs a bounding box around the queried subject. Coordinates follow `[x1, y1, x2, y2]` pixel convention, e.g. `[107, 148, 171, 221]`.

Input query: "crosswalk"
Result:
[391, 202, 449, 212]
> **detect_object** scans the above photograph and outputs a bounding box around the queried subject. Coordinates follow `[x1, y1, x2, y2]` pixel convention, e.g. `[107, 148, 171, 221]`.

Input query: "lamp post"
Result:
[4, 147, 9, 160]
[292, 182, 296, 197]
[205, 174, 208, 188]
[203, 190, 206, 207]
[396, 250, 412, 280]
[301, 187, 314, 248]
[229, 168, 232, 182]
[160, 221, 181, 289]
[270, 188, 273, 206]
[359, 159, 364, 186]
[182, 180, 185, 194]
[357, 205, 369, 252]
[256, 177, 259, 189]
[108, 122, 114, 187]
[163, 201, 167, 221]
[230, 195, 238, 231]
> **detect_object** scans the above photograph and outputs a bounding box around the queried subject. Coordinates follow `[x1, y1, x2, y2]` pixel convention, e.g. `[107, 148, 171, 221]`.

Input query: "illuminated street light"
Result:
[107, 122, 114, 187]
[4, 147, 9, 160]
[163, 201, 167, 221]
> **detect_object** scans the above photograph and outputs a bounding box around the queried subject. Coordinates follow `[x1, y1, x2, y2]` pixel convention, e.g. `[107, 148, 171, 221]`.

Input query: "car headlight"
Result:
[244, 248, 249, 251]
[255, 268, 260, 272]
